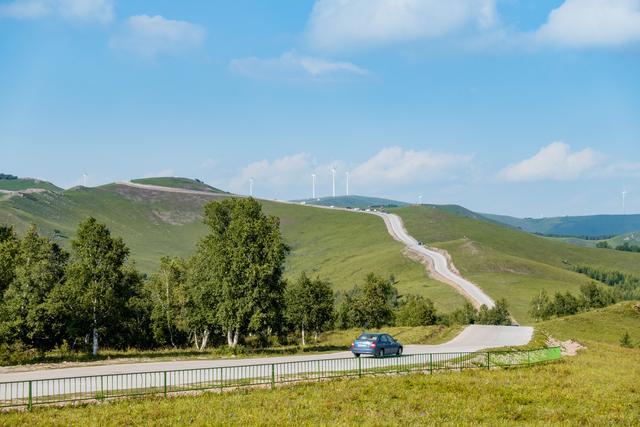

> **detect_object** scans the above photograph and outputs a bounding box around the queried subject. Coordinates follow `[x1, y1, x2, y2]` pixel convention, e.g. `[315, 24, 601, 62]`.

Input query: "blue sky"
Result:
[1, 0, 639, 217]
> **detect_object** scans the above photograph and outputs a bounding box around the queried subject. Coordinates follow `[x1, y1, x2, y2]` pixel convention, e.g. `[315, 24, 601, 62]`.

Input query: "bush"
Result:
[620, 331, 633, 348]
[396, 295, 437, 327]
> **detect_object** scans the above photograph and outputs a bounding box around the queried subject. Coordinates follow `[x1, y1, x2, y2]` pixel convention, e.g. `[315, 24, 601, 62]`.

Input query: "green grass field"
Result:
[130, 177, 226, 193]
[0, 180, 465, 312]
[0, 178, 62, 192]
[395, 206, 640, 324]
[3, 304, 638, 426]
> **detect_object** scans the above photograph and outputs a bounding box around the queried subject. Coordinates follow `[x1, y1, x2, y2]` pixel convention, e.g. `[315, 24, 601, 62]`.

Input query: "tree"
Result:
[192, 198, 287, 348]
[529, 290, 552, 321]
[146, 257, 188, 348]
[477, 299, 512, 325]
[285, 273, 334, 346]
[337, 274, 398, 329]
[0, 225, 19, 296]
[396, 295, 437, 327]
[61, 218, 132, 355]
[579, 283, 614, 310]
[620, 331, 633, 348]
[0, 225, 67, 350]
[448, 302, 478, 325]
[552, 292, 579, 317]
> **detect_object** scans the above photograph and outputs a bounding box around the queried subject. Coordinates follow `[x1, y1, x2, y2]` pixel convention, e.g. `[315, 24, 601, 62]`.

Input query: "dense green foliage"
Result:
[284, 273, 334, 345]
[337, 273, 399, 329]
[395, 294, 437, 327]
[572, 265, 640, 300]
[0, 174, 18, 180]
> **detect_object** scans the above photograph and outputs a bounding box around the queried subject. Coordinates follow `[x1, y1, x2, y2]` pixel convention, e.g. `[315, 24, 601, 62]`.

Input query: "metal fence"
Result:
[0, 347, 561, 410]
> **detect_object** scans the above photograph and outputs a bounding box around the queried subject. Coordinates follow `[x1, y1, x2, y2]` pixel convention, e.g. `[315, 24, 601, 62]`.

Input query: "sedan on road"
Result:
[351, 333, 403, 357]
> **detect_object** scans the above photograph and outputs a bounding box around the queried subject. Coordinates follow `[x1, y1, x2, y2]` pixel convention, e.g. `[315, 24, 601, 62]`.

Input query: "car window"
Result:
[381, 335, 389, 343]
[358, 334, 378, 341]
[387, 335, 395, 342]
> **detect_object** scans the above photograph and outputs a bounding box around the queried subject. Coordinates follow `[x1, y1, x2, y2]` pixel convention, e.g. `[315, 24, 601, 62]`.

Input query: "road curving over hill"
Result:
[372, 212, 496, 309]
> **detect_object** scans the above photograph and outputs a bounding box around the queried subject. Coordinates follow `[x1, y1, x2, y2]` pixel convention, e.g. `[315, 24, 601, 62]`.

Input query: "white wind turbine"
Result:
[418, 195, 423, 205]
[345, 172, 350, 196]
[312, 173, 316, 199]
[249, 177, 254, 197]
[331, 167, 336, 198]
[83, 173, 88, 187]
[622, 188, 628, 214]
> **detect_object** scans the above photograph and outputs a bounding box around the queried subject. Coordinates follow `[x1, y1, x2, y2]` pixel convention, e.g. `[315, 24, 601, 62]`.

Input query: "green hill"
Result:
[294, 195, 409, 209]
[483, 212, 640, 238]
[395, 206, 640, 324]
[539, 301, 640, 346]
[0, 180, 465, 313]
[0, 178, 62, 193]
[130, 177, 227, 193]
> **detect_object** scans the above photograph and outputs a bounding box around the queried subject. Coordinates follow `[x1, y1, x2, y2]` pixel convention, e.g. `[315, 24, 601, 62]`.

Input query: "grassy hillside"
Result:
[295, 195, 409, 209]
[0, 182, 465, 312]
[539, 301, 640, 346]
[130, 177, 226, 193]
[0, 178, 62, 192]
[395, 206, 640, 324]
[484, 212, 640, 237]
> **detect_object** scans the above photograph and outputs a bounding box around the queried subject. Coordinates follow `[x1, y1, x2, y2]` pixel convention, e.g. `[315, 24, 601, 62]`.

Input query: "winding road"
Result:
[0, 183, 529, 403]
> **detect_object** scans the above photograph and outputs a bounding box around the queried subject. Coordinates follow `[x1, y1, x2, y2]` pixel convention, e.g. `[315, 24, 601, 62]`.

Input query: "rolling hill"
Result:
[0, 178, 465, 313]
[395, 206, 640, 323]
[0, 178, 62, 193]
[130, 177, 227, 194]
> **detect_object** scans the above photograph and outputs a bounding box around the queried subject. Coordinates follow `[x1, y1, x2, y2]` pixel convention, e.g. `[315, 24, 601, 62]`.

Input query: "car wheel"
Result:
[354, 353, 360, 358]
[379, 349, 385, 358]
[397, 347, 403, 356]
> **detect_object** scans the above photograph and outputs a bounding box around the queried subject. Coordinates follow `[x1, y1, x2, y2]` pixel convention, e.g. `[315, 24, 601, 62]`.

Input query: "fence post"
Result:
[27, 380, 32, 411]
[164, 371, 167, 397]
[271, 364, 275, 389]
[486, 352, 490, 370]
[429, 353, 433, 374]
[358, 356, 362, 378]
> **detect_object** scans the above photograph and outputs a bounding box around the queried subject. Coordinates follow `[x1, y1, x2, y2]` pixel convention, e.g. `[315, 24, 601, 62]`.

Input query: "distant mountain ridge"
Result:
[483, 213, 640, 238]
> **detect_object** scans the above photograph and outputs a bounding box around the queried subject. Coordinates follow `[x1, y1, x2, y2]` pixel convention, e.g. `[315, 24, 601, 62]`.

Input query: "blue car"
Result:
[351, 333, 403, 357]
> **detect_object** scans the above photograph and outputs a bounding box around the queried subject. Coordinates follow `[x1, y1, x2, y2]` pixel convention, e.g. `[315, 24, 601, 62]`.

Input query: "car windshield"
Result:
[357, 334, 378, 341]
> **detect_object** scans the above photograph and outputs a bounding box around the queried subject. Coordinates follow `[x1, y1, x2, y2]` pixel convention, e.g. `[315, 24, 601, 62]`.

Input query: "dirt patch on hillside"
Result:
[633, 303, 640, 314]
[547, 337, 586, 356]
[460, 239, 480, 255]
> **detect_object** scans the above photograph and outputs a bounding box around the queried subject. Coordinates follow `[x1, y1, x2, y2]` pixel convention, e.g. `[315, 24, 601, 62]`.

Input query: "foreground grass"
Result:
[396, 206, 640, 323]
[3, 342, 637, 426]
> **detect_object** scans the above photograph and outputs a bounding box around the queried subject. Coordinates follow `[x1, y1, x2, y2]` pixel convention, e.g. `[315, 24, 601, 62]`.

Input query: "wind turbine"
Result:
[312, 174, 316, 199]
[82, 173, 88, 187]
[331, 167, 336, 198]
[418, 195, 423, 205]
[345, 172, 350, 196]
[622, 188, 628, 214]
[249, 177, 254, 197]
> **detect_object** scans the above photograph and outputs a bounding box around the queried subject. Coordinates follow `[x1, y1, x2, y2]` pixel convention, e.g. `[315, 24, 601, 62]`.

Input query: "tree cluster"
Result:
[529, 283, 621, 321]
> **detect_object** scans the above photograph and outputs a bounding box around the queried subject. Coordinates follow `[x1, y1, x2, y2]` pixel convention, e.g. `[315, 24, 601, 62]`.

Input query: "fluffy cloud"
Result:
[534, 0, 640, 47]
[0, 0, 114, 24]
[306, 0, 497, 51]
[230, 51, 368, 81]
[110, 15, 205, 58]
[500, 142, 601, 182]
[229, 153, 315, 196]
[350, 147, 472, 187]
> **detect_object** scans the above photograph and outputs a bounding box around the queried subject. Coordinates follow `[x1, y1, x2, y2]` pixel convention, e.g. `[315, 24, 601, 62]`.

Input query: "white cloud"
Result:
[534, 0, 640, 47]
[351, 147, 472, 187]
[500, 142, 601, 182]
[0, 0, 114, 24]
[229, 153, 315, 196]
[230, 51, 368, 81]
[306, 0, 497, 51]
[110, 15, 205, 58]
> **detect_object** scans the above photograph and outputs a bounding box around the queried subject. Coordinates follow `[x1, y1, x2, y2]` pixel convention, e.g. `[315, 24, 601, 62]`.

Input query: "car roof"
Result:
[359, 333, 385, 336]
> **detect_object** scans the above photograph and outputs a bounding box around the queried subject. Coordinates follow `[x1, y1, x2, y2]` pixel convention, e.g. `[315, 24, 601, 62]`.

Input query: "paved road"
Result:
[373, 212, 496, 308]
[0, 326, 532, 402]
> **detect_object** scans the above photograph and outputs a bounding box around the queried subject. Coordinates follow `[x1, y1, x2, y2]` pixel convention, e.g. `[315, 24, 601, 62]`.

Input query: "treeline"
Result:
[529, 265, 640, 321]
[0, 174, 18, 180]
[0, 198, 512, 361]
[596, 241, 640, 253]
